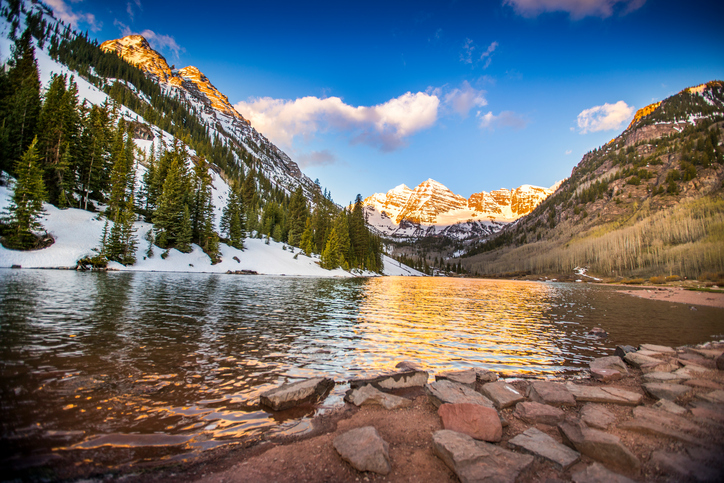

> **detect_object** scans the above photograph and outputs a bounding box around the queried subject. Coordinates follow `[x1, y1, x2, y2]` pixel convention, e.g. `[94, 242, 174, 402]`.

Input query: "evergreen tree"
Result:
[1, 28, 42, 174]
[287, 186, 308, 247]
[3, 137, 46, 249]
[349, 194, 368, 268]
[153, 149, 189, 249]
[300, 217, 314, 255]
[333, 209, 351, 268]
[320, 227, 342, 269]
[221, 181, 246, 249]
[177, 204, 193, 253]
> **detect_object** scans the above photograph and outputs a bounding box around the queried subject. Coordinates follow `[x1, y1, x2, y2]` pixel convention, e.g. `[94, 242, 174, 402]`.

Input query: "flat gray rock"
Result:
[642, 382, 691, 401]
[513, 401, 565, 425]
[641, 360, 680, 374]
[333, 426, 390, 475]
[432, 429, 534, 483]
[479, 381, 526, 409]
[425, 379, 494, 408]
[643, 371, 688, 383]
[566, 383, 642, 406]
[640, 343, 676, 355]
[259, 377, 334, 411]
[589, 355, 628, 374]
[580, 404, 615, 430]
[618, 407, 702, 445]
[344, 384, 412, 410]
[624, 351, 662, 368]
[571, 462, 636, 483]
[558, 419, 640, 472]
[435, 368, 497, 388]
[614, 345, 637, 359]
[652, 399, 688, 415]
[349, 369, 428, 391]
[632, 406, 700, 433]
[508, 427, 580, 470]
[650, 450, 723, 482]
[528, 381, 576, 407]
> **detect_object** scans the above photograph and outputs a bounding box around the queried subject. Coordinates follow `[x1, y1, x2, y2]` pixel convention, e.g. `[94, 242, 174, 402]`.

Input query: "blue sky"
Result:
[47, 0, 724, 204]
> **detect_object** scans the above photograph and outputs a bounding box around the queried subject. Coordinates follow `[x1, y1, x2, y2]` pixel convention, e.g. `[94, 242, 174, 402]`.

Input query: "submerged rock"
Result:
[333, 426, 390, 475]
[259, 377, 334, 411]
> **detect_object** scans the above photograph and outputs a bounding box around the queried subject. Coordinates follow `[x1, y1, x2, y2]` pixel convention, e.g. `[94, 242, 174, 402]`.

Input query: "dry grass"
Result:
[467, 196, 724, 279]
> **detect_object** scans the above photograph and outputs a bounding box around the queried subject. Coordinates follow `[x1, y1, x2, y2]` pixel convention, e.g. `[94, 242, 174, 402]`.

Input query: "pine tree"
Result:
[177, 204, 193, 253]
[221, 181, 245, 249]
[287, 186, 308, 247]
[333, 209, 351, 268]
[320, 227, 341, 269]
[349, 194, 368, 268]
[3, 137, 46, 249]
[300, 217, 314, 255]
[153, 148, 189, 249]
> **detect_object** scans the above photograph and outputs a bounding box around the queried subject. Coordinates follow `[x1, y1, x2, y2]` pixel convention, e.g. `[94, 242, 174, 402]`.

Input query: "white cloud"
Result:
[115, 20, 185, 59]
[480, 41, 498, 69]
[46, 0, 101, 32]
[460, 38, 475, 64]
[235, 92, 440, 152]
[297, 150, 338, 168]
[503, 0, 646, 19]
[577, 100, 634, 133]
[565, 149, 572, 155]
[477, 110, 528, 130]
[444, 81, 487, 118]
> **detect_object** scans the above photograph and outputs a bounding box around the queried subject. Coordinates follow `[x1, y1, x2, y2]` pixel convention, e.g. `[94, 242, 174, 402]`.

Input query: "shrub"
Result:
[649, 276, 666, 284]
[665, 275, 682, 282]
[622, 278, 646, 284]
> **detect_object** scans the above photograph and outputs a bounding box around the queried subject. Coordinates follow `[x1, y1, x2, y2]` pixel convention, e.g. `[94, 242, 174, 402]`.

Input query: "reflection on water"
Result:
[0, 270, 722, 474]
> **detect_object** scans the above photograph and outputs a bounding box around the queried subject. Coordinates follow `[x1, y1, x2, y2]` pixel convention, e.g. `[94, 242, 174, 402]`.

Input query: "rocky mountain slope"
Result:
[462, 81, 724, 278]
[364, 179, 560, 240]
[100, 35, 316, 198]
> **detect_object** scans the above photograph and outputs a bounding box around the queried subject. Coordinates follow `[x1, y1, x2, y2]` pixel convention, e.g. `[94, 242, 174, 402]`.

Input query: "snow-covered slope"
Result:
[363, 179, 561, 240]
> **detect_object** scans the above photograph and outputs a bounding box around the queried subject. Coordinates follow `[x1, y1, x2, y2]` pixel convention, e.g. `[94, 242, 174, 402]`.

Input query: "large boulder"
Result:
[425, 380, 495, 408]
[333, 426, 391, 475]
[438, 403, 502, 442]
[508, 427, 580, 470]
[528, 381, 576, 407]
[259, 377, 334, 411]
[432, 430, 534, 483]
[349, 368, 428, 391]
[513, 401, 565, 425]
[344, 384, 412, 410]
[479, 381, 526, 409]
[558, 419, 640, 472]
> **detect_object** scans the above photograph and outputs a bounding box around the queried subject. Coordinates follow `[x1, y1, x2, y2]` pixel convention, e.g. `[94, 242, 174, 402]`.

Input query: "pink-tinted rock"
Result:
[438, 403, 503, 442]
[513, 401, 565, 425]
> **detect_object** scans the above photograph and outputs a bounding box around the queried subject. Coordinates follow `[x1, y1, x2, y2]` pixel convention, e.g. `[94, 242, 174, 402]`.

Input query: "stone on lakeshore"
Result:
[642, 382, 691, 401]
[632, 406, 701, 433]
[636, 348, 671, 360]
[432, 429, 534, 483]
[677, 352, 712, 367]
[438, 403, 502, 442]
[652, 399, 688, 416]
[639, 344, 676, 355]
[717, 353, 724, 370]
[479, 381, 526, 409]
[571, 462, 637, 483]
[513, 401, 565, 425]
[528, 381, 576, 407]
[696, 389, 724, 404]
[475, 369, 499, 384]
[615, 345, 637, 359]
[591, 368, 623, 382]
[425, 380, 495, 409]
[590, 356, 628, 374]
[395, 360, 424, 372]
[618, 419, 700, 446]
[690, 406, 724, 424]
[643, 371, 688, 384]
[624, 351, 661, 368]
[508, 427, 580, 470]
[333, 426, 390, 475]
[640, 360, 680, 374]
[344, 384, 412, 410]
[566, 383, 643, 406]
[580, 404, 615, 430]
[683, 379, 723, 390]
[558, 419, 640, 471]
[588, 327, 608, 337]
[435, 368, 497, 388]
[349, 368, 428, 391]
[690, 348, 724, 360]
[259, 377, 334, 411]
[650, 450, 722, 482]
[674, 365, 710, 378]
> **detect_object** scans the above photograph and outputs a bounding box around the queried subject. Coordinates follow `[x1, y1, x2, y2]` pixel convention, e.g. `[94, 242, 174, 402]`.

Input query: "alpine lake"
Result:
[1, 269, 723, 476]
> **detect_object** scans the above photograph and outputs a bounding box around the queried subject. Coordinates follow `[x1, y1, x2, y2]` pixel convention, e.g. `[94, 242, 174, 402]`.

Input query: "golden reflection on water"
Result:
[355, 277, 566, 376]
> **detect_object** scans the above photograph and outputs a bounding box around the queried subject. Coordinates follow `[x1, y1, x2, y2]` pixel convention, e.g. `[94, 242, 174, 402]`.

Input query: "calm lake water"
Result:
[1, 269, 723, 474]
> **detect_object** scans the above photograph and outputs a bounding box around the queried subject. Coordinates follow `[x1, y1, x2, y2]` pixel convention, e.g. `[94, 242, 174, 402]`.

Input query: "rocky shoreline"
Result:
[192, 340, 724, 483]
